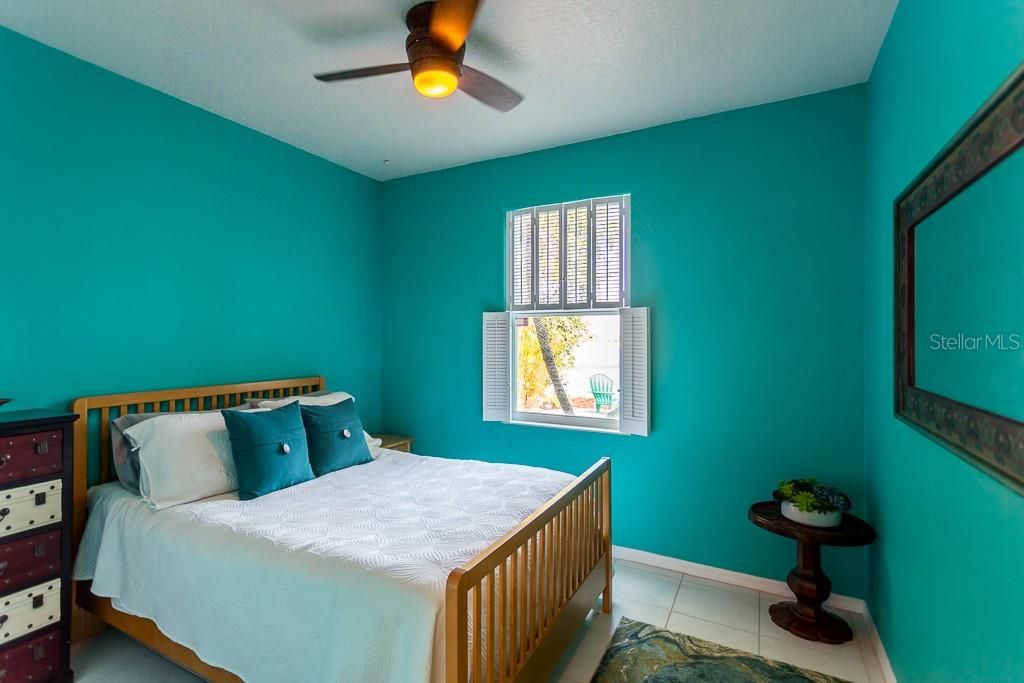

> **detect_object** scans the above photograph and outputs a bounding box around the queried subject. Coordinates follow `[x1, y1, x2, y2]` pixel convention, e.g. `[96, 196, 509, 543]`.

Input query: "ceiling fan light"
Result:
[412, 58, 459, 98]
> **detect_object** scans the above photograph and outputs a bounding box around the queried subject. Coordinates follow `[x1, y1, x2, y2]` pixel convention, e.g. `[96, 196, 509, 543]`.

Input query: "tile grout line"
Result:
[671, 608, 761, 637]
[670, 601, 760, 637]
[664, 573, 684, 625]
[613, 561, 685, 613]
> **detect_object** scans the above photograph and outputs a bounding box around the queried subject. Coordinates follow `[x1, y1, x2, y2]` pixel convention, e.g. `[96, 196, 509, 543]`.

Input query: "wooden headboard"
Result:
[69, 376, 324, 553]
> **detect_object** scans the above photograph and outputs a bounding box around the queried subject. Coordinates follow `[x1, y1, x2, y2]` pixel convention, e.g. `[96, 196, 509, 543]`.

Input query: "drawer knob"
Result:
[0, 455, 9, 469]
[0, 561, 7, 576]
[35, 441, 48, 455]
[0, 509, 8, 522]
[33, 644, 46, 661]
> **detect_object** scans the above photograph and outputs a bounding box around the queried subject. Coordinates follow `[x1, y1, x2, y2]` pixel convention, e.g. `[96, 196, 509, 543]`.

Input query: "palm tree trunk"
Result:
[533, 317, 574, 414]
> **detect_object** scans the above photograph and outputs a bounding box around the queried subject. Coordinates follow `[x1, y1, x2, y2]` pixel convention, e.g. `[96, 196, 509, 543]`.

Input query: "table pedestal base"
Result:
[768, 601, 852, 644]
[768, 538, 854, 644]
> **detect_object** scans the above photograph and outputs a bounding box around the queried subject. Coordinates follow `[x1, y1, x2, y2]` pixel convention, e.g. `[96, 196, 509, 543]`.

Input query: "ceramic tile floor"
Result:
[72, 558, 886, 683]
[548, 559, 887, 683]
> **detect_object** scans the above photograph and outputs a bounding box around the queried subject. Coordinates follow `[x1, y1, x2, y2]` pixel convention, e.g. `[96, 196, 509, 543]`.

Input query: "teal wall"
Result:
[864, 1, 1024, 680]
[0, 27, 383, 430]
[381, 86, 869, 597]
[20, 11, 1024, 673]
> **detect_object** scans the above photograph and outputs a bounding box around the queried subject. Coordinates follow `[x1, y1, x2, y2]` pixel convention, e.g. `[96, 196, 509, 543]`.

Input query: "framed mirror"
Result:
[895, 63, 1024, 494]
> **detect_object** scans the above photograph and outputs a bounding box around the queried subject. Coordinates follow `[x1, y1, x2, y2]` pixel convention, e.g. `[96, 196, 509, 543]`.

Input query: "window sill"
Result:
[505, 419, 625, 435]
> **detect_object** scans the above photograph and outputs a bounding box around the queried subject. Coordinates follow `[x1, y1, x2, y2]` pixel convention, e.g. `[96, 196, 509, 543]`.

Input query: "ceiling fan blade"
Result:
[459, 65, 523, 112]
[429, 0, 481, 52]
[314, 63, 410, 82]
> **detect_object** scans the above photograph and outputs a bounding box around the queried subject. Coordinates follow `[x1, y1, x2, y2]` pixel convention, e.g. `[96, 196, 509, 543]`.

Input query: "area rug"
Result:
[591, 618, 850, 683]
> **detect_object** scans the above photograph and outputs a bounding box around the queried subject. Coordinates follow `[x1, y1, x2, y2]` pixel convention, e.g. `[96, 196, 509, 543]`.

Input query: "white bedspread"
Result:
[74, 450, 573, 683]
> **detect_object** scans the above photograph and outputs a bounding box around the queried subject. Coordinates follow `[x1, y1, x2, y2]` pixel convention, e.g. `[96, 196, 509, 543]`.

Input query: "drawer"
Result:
[0, 581, 60, 646]
[0, 627, 59, 682]
[0, 482, 61, 541]
[0, 531, 60, 596]
[0, 432, 62, 485]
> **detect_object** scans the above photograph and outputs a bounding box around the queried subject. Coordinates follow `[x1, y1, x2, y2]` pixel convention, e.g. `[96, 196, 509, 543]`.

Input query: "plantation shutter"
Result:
[564, 202, 590, 308]
[482, 312, 511, 421]
[594, 197, 625, 307]
[509, 210, 533, 309]
[508, 195, 627, 311]
[536, 207, 562, 308]
[619, 307, 649, 436]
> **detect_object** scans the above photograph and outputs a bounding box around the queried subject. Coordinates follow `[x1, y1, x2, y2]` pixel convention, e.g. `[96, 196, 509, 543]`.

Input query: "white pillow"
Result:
[123, 412, 240, 509]
[256, 391, 354, 409]
[257, 392, 382, 454]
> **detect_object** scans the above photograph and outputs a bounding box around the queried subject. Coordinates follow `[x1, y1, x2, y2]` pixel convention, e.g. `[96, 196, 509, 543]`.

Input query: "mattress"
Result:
[73, 449, 574, 683]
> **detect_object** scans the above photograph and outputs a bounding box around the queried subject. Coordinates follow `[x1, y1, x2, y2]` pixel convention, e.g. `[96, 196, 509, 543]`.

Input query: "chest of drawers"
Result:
[0, 411, 76, 683]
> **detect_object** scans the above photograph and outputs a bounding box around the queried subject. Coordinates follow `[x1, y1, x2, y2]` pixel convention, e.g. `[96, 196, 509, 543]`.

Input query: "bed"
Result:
[70, 377, 612, 683]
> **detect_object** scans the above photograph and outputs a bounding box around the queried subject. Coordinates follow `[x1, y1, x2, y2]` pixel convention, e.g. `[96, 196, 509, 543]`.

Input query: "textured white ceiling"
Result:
[0, 0, 897, 180]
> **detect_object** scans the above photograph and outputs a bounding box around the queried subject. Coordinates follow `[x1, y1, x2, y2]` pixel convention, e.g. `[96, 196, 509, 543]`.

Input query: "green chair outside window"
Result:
[589, 373, 614, 413]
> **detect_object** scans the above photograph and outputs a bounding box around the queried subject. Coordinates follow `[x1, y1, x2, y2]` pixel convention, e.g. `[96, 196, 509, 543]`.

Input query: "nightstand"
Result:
[748, 501, 875, 644]
[373, 434, 414, 452]
[0, 409, 78, 682]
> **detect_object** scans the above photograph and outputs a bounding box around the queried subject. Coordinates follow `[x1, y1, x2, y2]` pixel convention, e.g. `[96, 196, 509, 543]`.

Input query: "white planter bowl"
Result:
[781, 500, 842, 528]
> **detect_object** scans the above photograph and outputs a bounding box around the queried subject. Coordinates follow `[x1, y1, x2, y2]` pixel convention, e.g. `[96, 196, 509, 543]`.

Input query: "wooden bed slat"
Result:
[487, 571, 495, 683]
[472, 584, 482, 683]
[99, 407, 110, 483]
[500, 558, 507, 683]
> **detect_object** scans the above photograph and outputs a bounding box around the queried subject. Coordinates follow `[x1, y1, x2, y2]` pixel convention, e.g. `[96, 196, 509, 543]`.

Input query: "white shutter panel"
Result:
[483, 312, 511, 422]
[564, 203, 589, 307]
[536, 208, 561, 307]
[619, 307, 649, 436]
[510, 211, 533, 308]
[594, 198, 624, 306]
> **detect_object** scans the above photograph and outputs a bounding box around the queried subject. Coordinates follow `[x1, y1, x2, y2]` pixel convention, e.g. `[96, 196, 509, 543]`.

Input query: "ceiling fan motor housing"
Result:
[405, 24, 465, 84]
[405, 0, 465, 94]
[406, 32, 465, 76]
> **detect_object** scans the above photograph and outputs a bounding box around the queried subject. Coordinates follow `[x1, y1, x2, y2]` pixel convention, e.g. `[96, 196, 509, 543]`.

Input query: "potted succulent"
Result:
[774, 478, 851, 528]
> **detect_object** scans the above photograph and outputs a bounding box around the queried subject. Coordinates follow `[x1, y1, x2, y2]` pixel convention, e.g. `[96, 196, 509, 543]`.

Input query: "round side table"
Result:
[748, 501, 875, 644]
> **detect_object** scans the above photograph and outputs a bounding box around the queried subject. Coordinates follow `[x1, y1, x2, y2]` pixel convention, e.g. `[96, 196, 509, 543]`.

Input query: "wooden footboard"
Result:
[446, 457, 612, 683]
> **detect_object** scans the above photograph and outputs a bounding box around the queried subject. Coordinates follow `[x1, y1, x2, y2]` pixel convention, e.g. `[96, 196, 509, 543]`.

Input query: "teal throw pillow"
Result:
[222, 402, 314, 500]
[301, 399, 373, 477]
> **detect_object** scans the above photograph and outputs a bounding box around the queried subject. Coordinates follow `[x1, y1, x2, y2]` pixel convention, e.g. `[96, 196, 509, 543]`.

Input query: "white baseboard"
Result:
[860, 602, 899, 683]
[612, 545, 897, 682]
[612, 545, 864, 612]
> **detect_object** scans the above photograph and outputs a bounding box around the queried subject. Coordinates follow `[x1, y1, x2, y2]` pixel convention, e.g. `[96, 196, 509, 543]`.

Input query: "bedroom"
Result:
[0, 1, 1021, 682]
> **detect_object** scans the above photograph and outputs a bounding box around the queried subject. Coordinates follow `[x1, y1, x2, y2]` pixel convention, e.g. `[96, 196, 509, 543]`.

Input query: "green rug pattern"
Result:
[591, 618, 850, 683]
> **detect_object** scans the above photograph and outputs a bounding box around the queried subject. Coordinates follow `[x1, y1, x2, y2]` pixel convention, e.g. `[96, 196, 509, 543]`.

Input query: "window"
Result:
[483, 195, 649, 435]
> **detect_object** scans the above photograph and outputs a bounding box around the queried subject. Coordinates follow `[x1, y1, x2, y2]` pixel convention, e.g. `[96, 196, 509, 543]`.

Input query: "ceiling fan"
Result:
[313, 0, 523, 112]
